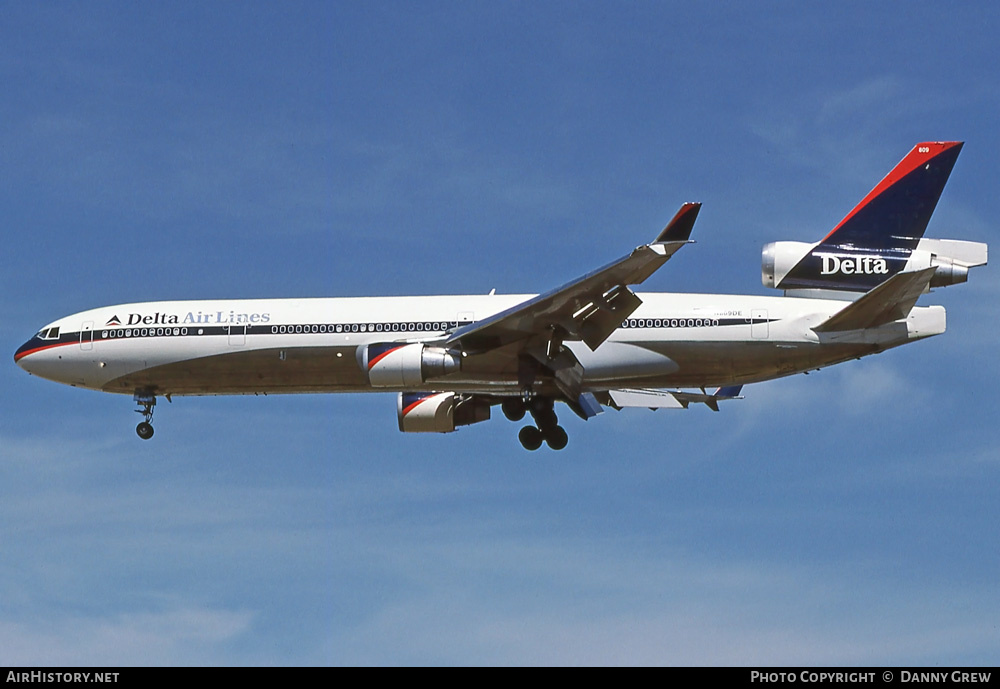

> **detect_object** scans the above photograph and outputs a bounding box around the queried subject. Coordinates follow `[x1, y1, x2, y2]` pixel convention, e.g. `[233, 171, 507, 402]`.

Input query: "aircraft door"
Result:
[751, 309, 768, 339]
[80, 321, 94, 350]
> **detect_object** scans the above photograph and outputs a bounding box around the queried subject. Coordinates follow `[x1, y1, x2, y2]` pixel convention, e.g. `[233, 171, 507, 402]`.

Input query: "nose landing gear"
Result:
[133, 391, 156, 440]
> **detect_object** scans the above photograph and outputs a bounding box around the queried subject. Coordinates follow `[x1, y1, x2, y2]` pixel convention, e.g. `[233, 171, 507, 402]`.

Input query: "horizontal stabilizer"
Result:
[813, 267, 936, 333]
[916, 238, 988, 268]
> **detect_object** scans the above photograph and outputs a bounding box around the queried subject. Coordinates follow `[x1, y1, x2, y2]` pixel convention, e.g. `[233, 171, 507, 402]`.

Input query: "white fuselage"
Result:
[15, 291, 945, 397]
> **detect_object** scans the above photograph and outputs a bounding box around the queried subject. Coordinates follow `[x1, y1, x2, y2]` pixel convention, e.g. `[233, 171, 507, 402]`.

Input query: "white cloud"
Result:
[748, 76, 943, 192]
[320, 541, 1000, 665]
[0, 607, 255, 666]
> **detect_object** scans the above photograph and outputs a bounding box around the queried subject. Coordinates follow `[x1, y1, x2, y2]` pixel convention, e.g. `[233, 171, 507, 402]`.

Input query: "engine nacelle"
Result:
[761, 241, 813, 289]
[358, 343, 462, 387]
[397, 392, 491, 433]
[927, 255, 968, 287]
[762, 238, 987, 292]
[914, 238, 987, 287]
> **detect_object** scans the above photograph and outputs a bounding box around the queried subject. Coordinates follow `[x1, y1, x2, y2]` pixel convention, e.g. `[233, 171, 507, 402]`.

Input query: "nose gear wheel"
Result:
[133, 391, 156, 440]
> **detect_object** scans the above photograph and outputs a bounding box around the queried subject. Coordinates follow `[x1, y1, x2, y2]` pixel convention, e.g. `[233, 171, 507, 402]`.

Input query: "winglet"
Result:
[655, 202, 701, 243]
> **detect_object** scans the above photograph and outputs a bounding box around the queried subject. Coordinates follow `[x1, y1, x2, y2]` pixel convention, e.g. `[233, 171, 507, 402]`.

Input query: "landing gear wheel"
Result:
[529, 397, 558, 430]
[535, 410, 558, 428]
[543, 425, 568, 451]
[133, 390, 157, 440]
[518, 425, 543, 451]
[502, 398, 526, 422]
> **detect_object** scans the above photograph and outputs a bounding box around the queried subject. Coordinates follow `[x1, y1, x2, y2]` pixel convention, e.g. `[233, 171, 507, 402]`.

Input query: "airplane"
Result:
[14, 141, 988, 450]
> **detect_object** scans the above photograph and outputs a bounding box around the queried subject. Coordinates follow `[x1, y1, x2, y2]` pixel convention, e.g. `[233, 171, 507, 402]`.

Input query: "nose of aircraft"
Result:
[14, 334, 50, 373]
[15, 337, 38, 370]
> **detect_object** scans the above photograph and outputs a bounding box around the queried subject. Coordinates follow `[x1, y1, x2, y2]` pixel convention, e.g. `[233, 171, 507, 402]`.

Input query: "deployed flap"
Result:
[445, 204, 700, 354]
[813, 267, 936, 333]
[608, 386, 743, 411]
[669, 386, 744, 412]
[609, 388, 688, 409]
[567, 392, 604, 420]
[578, 285, 642, 350]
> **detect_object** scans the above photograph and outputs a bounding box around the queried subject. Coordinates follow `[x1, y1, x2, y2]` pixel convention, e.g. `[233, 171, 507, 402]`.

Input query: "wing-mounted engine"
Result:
[358, 343, 462, 387]
[762, 239, 988, 293]
[397, 392, 491, 433]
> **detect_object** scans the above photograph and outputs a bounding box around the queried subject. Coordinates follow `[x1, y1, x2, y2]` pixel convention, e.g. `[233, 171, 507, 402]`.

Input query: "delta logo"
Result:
[819, 254, 889, 276]
[107, 310, 272, 326]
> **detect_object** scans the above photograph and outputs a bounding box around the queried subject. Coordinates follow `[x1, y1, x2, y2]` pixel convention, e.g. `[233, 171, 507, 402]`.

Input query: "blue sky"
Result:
[2, 2, 998, 665]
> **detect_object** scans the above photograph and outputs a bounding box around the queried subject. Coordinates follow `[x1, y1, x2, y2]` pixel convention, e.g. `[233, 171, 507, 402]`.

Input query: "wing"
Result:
[438, 203, 700, 406]
[445, 202, 701, 355]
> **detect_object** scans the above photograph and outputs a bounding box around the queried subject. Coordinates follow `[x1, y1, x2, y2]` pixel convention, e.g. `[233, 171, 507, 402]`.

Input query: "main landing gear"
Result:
[503, 396, 569, 451]
[134, 391, 156, 440]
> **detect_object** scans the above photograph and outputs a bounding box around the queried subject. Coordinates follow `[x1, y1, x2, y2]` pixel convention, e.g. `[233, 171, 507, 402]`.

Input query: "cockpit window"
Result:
[37, 329, 49, 339]
[37, 327, 60, 340]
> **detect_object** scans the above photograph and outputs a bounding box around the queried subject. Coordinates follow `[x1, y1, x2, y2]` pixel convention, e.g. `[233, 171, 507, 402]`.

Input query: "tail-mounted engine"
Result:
[762, 238, 987, 293]
[397, 392, 491, 433]
[357, 343, 462, 387]
[760, 142, 987, 293]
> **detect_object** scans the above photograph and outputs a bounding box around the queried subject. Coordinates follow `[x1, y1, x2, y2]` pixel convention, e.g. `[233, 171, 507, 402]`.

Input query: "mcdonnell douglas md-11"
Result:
[15, 142, 987, 450]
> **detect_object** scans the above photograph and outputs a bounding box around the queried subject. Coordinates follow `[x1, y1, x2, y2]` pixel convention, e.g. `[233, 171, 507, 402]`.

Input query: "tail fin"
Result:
[777, 141, 964, 291]
[820, 141, 963, 251]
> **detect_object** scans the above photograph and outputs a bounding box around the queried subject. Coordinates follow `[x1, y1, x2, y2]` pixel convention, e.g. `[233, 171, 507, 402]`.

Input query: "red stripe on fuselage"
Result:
[14, 340, 77, 363]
